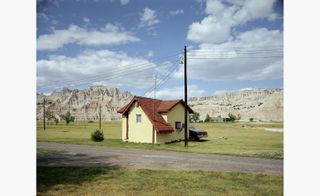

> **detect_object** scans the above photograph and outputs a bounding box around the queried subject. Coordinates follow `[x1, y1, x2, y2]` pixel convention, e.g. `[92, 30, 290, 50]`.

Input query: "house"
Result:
[117, 96, 194, 144]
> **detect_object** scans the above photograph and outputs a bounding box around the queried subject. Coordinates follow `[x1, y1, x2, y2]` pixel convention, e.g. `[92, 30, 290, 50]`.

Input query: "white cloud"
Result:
[170, 9, 184, 16]
[267, 13, 278, 21]
[120, 0, 129, 5]
[177, 28, 283, 81]
[37, 49, 174, 92]
[140, 8, 160, 27]
[146, 85, 206, 99]
[83, 17, 90, 23]
[187, 0, 277, 44]
[213, 87, 254, 95]
[213, 90, 229, 95]
[37, 13, 49, 22]
[239, 87, 253, 91]
[147, 50, 154, 58]
[37, 23, 140, 51]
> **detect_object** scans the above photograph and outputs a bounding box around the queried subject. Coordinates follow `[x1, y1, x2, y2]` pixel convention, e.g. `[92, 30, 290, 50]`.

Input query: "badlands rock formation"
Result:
[188, 88, 283, 121]
[36, 86, 133, 121]
[37, 86, 283, 122]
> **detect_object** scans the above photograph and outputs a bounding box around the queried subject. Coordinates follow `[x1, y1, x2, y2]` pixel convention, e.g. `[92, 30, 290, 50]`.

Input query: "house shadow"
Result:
[189, 139, 210, 143]
[37, 153, 121, 193]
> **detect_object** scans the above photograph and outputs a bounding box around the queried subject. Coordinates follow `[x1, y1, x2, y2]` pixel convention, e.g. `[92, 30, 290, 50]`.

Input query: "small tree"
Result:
[45, 111, 55, 124]
[249, 117, 254, 122]
[189, 112, 200, 123]
[228, 113, 237, 122]
[91, 129, 104, 142]
[204, 114, 211, 122]
[54, 117, 59, 125]
[60, 112, 75, 125]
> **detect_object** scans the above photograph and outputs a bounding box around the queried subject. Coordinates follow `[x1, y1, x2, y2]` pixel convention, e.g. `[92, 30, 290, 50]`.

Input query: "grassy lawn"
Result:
[37, 121, 283, 159]
[37, 166, 283, 196]
[37, 148, 66, 155]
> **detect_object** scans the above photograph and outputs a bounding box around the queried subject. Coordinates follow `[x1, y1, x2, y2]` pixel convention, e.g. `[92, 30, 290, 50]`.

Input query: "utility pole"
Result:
[153, 74, 157, 144]
[154, 74, 157, 119]
[184, 46, 188, 147]
[99, 105, 102, 130]
[43, 98, 46, 130]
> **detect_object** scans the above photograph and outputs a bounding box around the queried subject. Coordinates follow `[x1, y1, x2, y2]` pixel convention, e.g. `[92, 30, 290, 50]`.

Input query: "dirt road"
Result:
[37, 142, 283, 175]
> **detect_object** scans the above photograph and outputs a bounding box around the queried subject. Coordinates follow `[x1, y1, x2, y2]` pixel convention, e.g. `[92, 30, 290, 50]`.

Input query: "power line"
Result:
[143, 60, 180, 97]
[143, 61, 179, 96]
[188, 55, 283, 59]
[40, 55, 180, 89]
[188, 51, 282, 55]
[188, 45, 283, 50]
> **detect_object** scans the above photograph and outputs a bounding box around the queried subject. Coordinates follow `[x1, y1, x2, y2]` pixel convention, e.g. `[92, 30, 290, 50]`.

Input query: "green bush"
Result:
[91, 129, 104, 142]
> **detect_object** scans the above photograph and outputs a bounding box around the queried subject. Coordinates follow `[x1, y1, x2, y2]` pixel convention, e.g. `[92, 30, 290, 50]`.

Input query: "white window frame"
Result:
[136, 114, 142, 123]
[175, 121, 183, 129]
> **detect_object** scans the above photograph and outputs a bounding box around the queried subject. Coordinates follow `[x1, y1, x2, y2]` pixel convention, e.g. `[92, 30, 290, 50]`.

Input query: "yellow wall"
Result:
[121, 102, 190, 144]
[156, 103, 189, 144]
[126, 104, 154, 143]
[121, 116, 127, 141]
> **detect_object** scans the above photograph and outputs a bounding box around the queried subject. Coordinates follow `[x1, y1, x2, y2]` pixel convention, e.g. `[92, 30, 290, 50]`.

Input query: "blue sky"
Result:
[37, 0, 283, 99]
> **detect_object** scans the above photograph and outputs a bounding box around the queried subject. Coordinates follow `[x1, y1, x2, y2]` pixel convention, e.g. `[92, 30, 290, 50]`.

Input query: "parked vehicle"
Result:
[189, 127, 208, 140]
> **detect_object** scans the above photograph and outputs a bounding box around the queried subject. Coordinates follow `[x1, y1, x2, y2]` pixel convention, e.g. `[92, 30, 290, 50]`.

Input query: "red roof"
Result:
[117, 96, 193, 133]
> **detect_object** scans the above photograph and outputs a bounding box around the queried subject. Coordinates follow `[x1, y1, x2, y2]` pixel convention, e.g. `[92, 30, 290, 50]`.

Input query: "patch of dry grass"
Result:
[37, 167, 283, 196]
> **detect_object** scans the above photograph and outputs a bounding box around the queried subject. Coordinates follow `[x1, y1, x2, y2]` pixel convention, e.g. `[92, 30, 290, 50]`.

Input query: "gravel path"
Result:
[37, 142, 283, 175]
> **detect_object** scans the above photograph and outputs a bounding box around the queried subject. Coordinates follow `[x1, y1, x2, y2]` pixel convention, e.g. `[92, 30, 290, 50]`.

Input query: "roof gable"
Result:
[157, 100, 194, 113]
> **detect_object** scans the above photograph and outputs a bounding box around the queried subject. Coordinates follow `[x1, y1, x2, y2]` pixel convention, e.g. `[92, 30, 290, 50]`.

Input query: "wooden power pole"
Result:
[184, 46, 188, 147]
[99, 105, 102, 130]
[43, 98, 46, 130]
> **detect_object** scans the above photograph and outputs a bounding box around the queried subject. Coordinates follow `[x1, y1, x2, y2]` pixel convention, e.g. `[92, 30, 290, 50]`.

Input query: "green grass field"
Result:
[37, 121, 283, 159]
[37, 166, 283, 196]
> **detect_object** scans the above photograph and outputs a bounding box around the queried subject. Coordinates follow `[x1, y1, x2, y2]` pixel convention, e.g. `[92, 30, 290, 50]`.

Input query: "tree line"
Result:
[43, 111, 75, 125]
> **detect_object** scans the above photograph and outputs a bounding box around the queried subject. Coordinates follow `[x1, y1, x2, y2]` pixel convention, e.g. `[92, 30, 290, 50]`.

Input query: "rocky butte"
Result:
[36, 85, 133, 121]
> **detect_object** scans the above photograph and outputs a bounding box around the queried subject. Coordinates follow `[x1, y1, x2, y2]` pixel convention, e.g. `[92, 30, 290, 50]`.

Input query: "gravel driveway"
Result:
[37, 142, 283, 175]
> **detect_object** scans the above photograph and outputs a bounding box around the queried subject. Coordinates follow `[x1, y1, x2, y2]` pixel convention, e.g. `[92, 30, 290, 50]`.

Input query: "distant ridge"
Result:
[188, 88, 283, 121]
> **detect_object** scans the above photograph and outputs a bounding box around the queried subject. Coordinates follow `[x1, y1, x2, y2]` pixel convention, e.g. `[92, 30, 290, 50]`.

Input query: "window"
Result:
[136, 114, 142, 123]
[175, 121, 183, 129]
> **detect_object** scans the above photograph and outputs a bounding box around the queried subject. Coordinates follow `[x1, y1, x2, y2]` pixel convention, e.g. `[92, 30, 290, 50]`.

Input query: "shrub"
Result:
[91, 129, 104, 142]
[60, 112, 75, 125]
[204, 114, 211, 122]
[88, 120, 94, 123]
[249, 118, 254, 122]
[228, 113, 237, 122]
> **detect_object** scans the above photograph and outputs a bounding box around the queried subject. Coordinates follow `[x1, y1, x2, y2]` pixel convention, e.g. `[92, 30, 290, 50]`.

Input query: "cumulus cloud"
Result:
[187, 0, 277, 43]
[83, 17, 90, 23]
[213, 90, 229, 95]
[120, 0, 129, 5]
[37, 49, 173, 92]
[213, 87, 254, 95]
[140, 8, 160, 27]
[176, 28, 283, 81]
[147, 50, 154, 58]
[37, 23, 140, 51]
[146, 85, 206, 99]
[170, 9, 184, 16]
